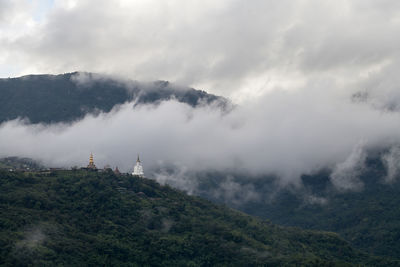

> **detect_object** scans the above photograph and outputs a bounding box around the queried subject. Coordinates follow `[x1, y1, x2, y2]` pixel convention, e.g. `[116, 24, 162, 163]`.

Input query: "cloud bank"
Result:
[1, 0, 400, 102]
[1, 84, 400, 187]
[1, 1, 400, 192]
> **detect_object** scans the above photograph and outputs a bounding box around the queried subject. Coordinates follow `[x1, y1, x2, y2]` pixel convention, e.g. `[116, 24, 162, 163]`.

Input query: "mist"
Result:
[1, 81, 400, 189]
[1, 0, 400, 102]
[1, 0, 400, 192]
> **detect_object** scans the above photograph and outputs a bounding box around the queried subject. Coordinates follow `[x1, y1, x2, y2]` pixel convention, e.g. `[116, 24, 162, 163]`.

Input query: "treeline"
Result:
[0, 72, 226, 124]
[0, 169, 392, 266]
[193, 155, 400, 260]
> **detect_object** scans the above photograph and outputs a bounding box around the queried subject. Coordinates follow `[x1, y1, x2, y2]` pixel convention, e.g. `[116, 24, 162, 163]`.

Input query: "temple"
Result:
[87, 153, 97, 170]
[114, 166, 121, 175]
[132, 155, 144, 177]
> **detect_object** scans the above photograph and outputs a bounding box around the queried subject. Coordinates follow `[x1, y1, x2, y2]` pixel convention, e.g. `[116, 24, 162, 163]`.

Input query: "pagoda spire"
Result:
[87, 153, 97, 169]
[132, 154, 144, 177]
[114, 166, 121, 175]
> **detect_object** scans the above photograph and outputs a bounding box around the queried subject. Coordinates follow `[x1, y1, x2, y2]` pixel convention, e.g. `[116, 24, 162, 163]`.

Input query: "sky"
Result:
[1, 0, 400, 192]
[0, 0, 399, 101]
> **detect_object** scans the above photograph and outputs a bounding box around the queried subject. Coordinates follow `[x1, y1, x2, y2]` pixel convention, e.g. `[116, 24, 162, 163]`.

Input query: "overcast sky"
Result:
[0, 0, 399, 101]
[1, 0, 400, 189]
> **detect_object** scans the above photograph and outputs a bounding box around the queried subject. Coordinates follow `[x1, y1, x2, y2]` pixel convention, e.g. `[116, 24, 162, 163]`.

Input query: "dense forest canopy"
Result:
[0, 169, 393, 266]
[0, 72, 226, 124]
[188, 153, 400, 260]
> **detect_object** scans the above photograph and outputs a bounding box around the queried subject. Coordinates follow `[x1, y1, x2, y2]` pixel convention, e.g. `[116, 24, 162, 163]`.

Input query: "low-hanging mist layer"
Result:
[1, 77, 400, 188]
[2, 1, 400, 186]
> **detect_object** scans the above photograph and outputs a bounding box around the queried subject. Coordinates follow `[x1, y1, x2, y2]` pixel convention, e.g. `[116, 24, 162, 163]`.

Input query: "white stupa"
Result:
[132, 155, 144, 177]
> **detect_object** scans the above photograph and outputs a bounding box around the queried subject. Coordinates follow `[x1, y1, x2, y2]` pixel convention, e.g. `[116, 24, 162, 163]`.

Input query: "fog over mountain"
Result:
[1, 72, 400, 191]
[1, 0, 400, 190]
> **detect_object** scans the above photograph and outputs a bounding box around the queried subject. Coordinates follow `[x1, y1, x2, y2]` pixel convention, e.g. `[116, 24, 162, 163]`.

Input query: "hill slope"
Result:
[191, 155, 400, 260]
[0, 72, 226, 124]
[0, 157, 45, 171]
[0, 170, 391, 266]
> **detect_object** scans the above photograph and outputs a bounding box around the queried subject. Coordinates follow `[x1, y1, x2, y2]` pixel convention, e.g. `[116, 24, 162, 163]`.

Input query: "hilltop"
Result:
[0, 169, 392, 266]
[191, 154, 400, 260]
[0, 157, 45, 172]
[0, 72, 228, 124]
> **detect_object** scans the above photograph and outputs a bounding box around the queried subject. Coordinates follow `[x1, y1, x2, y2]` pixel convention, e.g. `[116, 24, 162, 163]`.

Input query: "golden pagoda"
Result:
[87, 153, 97, 169]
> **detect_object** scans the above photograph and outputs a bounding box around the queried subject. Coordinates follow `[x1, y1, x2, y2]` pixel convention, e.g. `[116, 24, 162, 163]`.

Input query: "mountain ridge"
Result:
[0, 72, 228, 125]
[186, 153, 400, 260]
[0, 169, 394, 266]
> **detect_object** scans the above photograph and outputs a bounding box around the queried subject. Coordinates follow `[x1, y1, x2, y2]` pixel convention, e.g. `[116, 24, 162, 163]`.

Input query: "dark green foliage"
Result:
[0, 157, 44, 171]
[264, 167, 400, 259]
[0, 170, 389, 266]
[195, 156, 400, 261]
[0, 72, 227, 124]
[135, 80, 222, 108]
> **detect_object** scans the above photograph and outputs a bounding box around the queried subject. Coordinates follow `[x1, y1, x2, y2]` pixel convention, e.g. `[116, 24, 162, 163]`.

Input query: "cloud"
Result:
[15, 227, 46, 250]
[1, 0, 400, 101]
[382, 145, 400, 183]
[304, 195, 328, 206]
[211, 175, 261, 205]
[1, 83, 400, 189]
[330, 142, 366, 191]
[12, 224, 48, 263]
[1, 1, 400, 196]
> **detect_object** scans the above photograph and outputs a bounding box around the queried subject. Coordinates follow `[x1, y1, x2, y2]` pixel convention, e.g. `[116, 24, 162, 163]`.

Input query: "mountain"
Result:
[0, 169, 392, 266]
[0, 157, 45, 171]
[190, 153, 400, 260]
[0, 72, 228, 124]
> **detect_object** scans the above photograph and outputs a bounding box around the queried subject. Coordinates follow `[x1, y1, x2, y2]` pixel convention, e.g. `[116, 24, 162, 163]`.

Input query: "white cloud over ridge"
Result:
[1, 0, 400, 103]
[1, 1, 400, 189]
[1, 85, 400, 186]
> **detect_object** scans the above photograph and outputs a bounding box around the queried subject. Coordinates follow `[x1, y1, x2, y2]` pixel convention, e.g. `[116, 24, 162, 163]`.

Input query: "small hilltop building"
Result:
[132, 155, 144, 177]
[87, 153, 97, 170]
[82, 153, 144, 176]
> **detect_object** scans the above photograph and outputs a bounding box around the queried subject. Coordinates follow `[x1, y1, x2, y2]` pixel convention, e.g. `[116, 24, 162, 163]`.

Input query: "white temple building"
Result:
[132, 155, 144, 177]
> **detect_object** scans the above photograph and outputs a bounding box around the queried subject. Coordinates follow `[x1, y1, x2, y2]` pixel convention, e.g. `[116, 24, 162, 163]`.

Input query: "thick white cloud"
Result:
[1, 1, 400, 190]
[1, 86, 400, 186]
[1, 0, 400, 102]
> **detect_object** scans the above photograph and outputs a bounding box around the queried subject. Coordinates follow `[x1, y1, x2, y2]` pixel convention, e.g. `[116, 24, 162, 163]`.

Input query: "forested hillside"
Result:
[0, 72, 226, 124]
[0, 169, 391, 266]
[192, 154, 400, 260]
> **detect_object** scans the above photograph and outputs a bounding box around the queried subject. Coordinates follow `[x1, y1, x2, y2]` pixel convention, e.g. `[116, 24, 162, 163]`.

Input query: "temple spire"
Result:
[114, 166, 121, 175]
[87, 153, 97, 169]
[132, 154, 144, 177]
